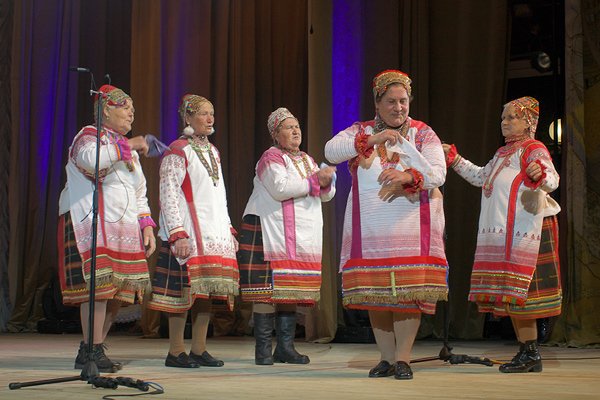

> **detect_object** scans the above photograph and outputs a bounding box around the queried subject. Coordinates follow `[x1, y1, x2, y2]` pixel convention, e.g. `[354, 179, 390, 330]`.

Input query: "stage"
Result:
[1, 334, 599, 399]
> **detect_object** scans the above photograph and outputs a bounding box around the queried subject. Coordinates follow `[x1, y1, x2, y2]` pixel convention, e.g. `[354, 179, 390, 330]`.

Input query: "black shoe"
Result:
[499, 340, 542, 373]
[165, 352, 200, 368]
[74, 342, 122, 373]
[368, 360, 395, 378]
[189, 351, 224, 367]
[74, 341, 87, 369]
[394, 361, 413, 380]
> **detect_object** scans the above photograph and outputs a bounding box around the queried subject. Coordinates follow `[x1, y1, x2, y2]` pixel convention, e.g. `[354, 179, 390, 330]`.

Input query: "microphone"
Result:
[69, 66, 90, 73]
[104, 74, 111, 84]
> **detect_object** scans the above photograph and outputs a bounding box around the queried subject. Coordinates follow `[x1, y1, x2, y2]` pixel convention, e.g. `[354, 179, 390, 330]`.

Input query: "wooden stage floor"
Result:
[1, 333, 599, 399]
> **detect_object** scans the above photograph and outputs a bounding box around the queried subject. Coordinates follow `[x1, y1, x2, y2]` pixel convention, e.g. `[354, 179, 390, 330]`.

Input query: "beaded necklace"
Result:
[282, 148, 312, 178]
[188, 137, 219, 186]
[482, 138, 528, 197]
[373, 118, 409, 169]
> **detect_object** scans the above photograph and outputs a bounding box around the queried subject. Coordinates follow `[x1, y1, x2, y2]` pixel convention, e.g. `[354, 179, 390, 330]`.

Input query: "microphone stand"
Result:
[9, 70, 162, 395]
[409, 184, 496, 368]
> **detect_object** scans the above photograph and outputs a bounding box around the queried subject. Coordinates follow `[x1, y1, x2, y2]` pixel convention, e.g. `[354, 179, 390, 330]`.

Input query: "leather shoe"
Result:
[368, 360, 395, 378]
[394, 361, 413, 380]
[165, 352, 200, 368]
[189, 350, 224, 367]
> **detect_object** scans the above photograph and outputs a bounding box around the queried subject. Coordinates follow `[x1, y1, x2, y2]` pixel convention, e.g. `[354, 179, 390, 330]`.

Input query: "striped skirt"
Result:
[57, 212, 147, 305]
[237, 214, 320, 306]
[147, 240, 238, 313]
[475, 215, 562, 319]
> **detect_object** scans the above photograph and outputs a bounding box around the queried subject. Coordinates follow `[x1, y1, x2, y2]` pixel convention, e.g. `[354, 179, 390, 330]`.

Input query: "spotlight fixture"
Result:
[549, 119, 562, 145]
[531, 51, 552, 73]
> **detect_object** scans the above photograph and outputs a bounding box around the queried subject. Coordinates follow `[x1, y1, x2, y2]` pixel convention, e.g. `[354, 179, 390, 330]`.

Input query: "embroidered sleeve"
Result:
[159, 153, 189, 238]
[138, 215, 156, 230]
[325, 123, 364, 164]
[168, 229, 189, 244]
[445, 144, 462, 168]
[354, 132, 374, 159]
[402, 168, 424, 194]
[308, 173, 321, 197]
[115, 136, 133, 162]
[132, 155, 155, 227]
[388, 126, 446, 189]
[71, 128, 124, 177]
[452, 156, 493, 188]
[257, 149, 311, 201]
[520, 143, 559, 192]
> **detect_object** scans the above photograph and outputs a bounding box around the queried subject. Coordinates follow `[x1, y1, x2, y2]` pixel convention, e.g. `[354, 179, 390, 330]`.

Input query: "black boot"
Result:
[253, 313, 275, 365]
[75, 342, 122, 372]
[499, 340, 542, 373]
[273, 312, 309, 364]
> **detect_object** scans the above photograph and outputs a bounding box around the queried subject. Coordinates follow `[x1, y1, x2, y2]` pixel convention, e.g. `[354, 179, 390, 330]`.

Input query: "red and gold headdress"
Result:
[372, 69, 412, 100]
[94, 84, 131, 122]
[506, 96, 540, 136]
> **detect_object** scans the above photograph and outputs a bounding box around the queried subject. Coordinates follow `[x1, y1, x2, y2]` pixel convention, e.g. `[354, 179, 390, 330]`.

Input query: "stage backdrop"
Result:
[4, 0, 598, 346]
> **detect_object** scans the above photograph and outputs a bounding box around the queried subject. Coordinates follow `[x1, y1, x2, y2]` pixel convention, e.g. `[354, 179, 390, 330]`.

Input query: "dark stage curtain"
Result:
[129, 0, 310, 338]
[5, 0, 133, 332]
[0, 0, 13, 330]
[4, 0, 598, 346]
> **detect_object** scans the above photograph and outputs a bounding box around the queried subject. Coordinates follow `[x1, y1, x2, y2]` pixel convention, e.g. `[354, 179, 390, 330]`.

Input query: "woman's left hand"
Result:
[526, 161, 543, 182]
[378, 169, 412, 186]
[143, 226, 156, 257]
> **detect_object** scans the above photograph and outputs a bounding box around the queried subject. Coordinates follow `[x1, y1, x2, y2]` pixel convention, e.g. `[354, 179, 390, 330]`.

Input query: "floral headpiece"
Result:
[94, 84, 131, 122]
[506, 96, 540, 136]
[267, 107, 297, 137]
[372, 69, 412, 100]
[178, 94, 212, 125]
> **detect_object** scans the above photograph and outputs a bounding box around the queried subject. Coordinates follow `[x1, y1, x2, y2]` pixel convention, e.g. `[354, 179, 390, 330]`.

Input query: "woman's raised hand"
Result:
[128, 136, 149, 157]
[525, 161, 543, 182]
[441, 143, 452, 156]
[316, 166, 336, 187]
[367, 129, 404, 147]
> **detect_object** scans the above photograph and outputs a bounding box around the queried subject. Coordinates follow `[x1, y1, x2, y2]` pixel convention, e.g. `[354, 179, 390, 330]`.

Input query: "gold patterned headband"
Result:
[372, 69, 412, 99]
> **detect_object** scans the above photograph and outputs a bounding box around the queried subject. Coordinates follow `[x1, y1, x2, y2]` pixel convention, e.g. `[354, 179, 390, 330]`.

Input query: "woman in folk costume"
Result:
[443, 96, 561, 373]
[58, 84, 156, 372]
[238, 107, 336, 365]
[148, 94, 239, 368]
[324, 70, 448, 380]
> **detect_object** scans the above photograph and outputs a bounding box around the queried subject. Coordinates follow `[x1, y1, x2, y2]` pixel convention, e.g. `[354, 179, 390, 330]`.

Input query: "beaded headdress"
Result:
[372, 69, 412, 100]
[505, 96, 540, 136]
[94, 84, 131, 122]
[178, 94, 212, 125]
[267, 107, 297, 137]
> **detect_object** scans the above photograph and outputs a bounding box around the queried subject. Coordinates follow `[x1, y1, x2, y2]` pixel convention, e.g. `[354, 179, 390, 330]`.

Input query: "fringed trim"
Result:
[78, 273, 151, 304]
[189, 279, 239, 297]
[343, 289, 448, 306]
[271, 289, 320, 303]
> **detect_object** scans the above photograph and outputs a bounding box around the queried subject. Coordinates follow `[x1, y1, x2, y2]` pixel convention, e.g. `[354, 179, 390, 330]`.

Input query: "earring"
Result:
[183, 124, 194, 136]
